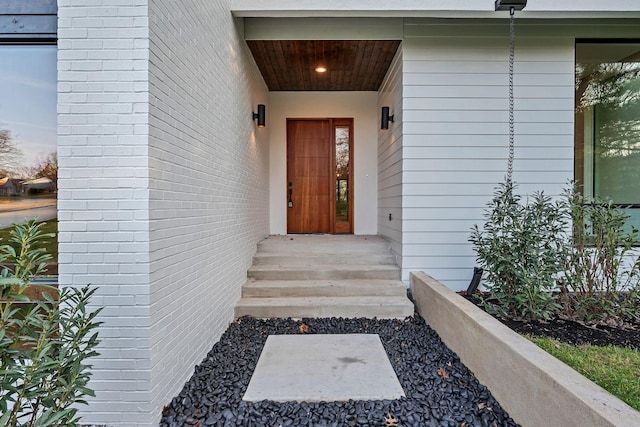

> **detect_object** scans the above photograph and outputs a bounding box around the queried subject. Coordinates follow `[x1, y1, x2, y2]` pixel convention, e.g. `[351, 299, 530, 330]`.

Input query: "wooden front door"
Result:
[287, 119, 353, 234]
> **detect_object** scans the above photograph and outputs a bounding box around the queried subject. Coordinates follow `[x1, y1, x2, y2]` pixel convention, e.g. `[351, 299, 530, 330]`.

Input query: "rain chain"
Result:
[506, 6, 516, 183]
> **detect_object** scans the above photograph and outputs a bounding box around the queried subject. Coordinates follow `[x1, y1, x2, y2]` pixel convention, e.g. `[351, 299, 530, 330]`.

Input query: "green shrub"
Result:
[561, 187, 640, 324]
[470, 180, 567, 320]
[471, 180, 640, 325]
[0, 220, 102, 427]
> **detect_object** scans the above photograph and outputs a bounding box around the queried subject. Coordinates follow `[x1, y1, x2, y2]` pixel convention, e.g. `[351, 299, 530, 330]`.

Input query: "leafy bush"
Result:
[470, 180, 568, 320]
[0, 220, 102, 426]
[471, 180, 640, 325]
[561, 187, 640, 324]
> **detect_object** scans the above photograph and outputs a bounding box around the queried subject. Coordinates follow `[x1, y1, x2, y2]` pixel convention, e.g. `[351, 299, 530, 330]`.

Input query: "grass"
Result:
[529, 336, 640, 411]
[0, 219, 58, 263]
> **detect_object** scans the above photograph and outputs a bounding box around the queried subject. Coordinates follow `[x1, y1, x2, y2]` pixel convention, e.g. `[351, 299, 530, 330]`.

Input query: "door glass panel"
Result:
[335, 126, 349, 223]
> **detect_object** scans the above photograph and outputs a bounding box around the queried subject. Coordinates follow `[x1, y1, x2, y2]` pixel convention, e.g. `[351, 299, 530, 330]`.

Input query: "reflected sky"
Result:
[0, 45, 57, 173]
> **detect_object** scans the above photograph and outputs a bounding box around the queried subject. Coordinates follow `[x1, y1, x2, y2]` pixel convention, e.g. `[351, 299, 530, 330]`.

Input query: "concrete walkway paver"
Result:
[242, 334, 405, 402]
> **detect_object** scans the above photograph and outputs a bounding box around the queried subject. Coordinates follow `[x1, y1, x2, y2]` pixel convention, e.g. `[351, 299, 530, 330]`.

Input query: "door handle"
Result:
[288, 182, 293, 208]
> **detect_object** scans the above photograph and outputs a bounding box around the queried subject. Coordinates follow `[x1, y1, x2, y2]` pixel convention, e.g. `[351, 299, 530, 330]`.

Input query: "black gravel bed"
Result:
[159, 316, 520, 427]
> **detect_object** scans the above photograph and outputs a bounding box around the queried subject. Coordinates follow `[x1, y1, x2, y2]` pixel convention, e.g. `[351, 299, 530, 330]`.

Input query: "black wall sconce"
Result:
[381, 106, 394, 130]
[252, 104, 266, 128]
[494, 0, 527, 11]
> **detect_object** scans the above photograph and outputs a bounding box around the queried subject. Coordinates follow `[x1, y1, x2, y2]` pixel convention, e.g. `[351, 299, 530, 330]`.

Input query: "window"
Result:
[333, 120, 353, 234]
[575, 41, 640, 230]
[0, 42, 57, 182]
[0, 41, 57, 266]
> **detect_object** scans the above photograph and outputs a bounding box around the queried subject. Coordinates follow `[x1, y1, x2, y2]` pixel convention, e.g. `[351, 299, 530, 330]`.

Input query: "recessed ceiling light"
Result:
[315, 66, 327, 73]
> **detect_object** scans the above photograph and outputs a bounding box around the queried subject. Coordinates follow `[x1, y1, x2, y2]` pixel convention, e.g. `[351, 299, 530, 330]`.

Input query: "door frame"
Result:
[286, 117, 354, 234]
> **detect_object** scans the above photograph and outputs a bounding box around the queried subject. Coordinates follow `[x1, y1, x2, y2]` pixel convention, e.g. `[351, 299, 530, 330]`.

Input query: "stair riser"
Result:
[237, 236, 413, 320]
[234, 305, 414, 319]
[252, 254, 397, 266]
[248, 270, 400, 281]
[257, 242, 391, 255]
[242, 285, 406, 298]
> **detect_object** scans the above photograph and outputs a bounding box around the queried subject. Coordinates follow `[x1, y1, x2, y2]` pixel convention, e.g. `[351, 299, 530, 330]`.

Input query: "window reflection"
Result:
[0, 45, 57, 181]
[0, 44, 57, 265]
[335, 126, 349, 223]
[576, 43, 640, 230]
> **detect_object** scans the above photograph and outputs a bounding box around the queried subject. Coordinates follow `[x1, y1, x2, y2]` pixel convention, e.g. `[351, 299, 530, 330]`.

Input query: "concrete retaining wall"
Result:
[410, 271, 640, 427]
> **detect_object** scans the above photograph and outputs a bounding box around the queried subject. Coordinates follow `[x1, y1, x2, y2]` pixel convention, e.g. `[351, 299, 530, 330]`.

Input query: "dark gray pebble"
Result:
[158, 316, 520, 427]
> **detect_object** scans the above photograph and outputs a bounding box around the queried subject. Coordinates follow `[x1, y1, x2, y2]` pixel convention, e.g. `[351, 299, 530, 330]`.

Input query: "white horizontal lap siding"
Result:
[57, 0, 152, 425]
[148, 1, 269, 425]
[378, 48, 404, 264]
[401, 23, 575, 290]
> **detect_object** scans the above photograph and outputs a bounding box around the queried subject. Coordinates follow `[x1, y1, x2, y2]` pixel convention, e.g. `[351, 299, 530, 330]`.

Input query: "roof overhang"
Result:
[236, 1, 640, 91]
[230, 0, 640, 18]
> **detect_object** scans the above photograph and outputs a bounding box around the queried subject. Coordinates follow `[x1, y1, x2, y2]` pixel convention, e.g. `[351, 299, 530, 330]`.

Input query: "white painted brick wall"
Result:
[58, 0, 153, 425]
[147, 0, 269, 425]
[58, 0, 268, 425]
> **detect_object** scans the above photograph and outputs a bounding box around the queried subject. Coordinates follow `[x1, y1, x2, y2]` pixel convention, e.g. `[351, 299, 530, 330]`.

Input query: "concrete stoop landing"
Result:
[235, 235, 414, 319]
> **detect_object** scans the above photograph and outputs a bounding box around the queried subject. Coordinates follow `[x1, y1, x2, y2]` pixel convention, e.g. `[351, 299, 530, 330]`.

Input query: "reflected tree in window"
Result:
[335, 126, 349, 222]
[0, 41, 57, 180]
[0, 129, 24, 175]
[576, 43, 640, 229]
[336, 127, 349, 181]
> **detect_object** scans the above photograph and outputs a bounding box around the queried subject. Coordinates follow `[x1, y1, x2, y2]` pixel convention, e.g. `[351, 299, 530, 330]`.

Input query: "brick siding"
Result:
[57, 0, 268, 424]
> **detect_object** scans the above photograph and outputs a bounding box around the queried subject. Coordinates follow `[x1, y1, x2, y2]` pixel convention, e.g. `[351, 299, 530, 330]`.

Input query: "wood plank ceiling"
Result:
[246, 40, 401, 91]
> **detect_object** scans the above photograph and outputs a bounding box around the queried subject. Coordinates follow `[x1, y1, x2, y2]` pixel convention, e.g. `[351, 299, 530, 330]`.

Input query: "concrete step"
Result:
[236, 235, 413, 320]
[235, 296, 415, 319]
[257, 235, 390, 254]
[252, 253, 397, 266]
[241, 279, 407, 298]
[247, 265, 400, 281]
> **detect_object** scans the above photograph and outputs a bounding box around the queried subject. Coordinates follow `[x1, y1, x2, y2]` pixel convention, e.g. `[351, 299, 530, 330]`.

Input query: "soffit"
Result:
[247, 40, 401, 91]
